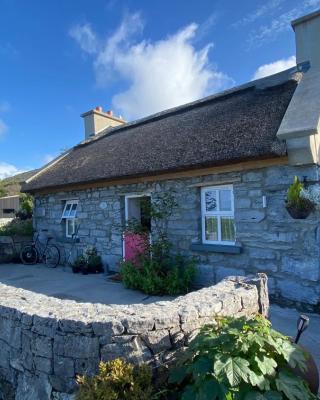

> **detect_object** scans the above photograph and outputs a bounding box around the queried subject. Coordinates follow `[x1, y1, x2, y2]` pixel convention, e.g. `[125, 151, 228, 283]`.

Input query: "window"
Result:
[201, 186, 235, 245]
[3, 209, 15, 214]
[61, 200, 78, 238]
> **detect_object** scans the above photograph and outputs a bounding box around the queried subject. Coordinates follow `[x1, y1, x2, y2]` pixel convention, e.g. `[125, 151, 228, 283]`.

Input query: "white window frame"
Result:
[123, 193, 152, 260]
[201, 185, 235, 245]
[66, 218, 77, 238]
[61, 200, 78, 238]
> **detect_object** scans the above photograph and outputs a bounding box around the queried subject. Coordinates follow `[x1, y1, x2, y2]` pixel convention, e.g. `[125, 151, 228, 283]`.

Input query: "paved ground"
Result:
[270, 304, 320, 372]
[0, 263, 172, 305]
[0, 263, 319, 371]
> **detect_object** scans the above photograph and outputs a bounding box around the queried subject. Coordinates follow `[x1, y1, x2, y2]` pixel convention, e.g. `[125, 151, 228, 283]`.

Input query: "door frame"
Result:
[123, 193, 151, 260]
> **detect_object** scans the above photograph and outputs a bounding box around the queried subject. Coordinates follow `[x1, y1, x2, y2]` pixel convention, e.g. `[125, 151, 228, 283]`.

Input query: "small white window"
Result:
[61, 200, 78, 238]
[201, 186, 235, 245]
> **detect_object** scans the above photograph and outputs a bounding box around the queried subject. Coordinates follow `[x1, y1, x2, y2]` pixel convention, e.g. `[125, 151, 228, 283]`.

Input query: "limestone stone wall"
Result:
[33, 164, 320, 309]
[0, 274, 268, 399]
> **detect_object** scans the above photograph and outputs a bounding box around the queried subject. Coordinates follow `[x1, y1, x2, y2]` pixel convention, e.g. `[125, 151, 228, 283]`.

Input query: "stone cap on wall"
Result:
[0, 274, 269, 336]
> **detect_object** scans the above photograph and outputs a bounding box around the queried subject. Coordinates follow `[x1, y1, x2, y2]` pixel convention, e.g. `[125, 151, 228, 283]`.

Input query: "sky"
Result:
[0, 0, 319, 179]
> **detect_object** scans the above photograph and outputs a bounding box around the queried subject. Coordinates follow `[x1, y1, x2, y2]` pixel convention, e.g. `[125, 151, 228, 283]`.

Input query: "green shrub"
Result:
[0, 181, 7, 198]
[72, 248, 103, 274]
[76, 358, 155, 400]
[286, 176, 315, 212]
[169, 315, 316, 400]
[120, 254, 196, 296]
[15, 193, 34, 220]
[0, 218, 33, 237]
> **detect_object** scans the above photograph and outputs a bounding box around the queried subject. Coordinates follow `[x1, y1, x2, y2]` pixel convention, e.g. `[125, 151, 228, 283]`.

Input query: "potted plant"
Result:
[285, 176, 316, 219]
[72, 255, 86, 274]
[87, 254, 103, 273]
[81, 263, 89, 275]
[82, 246, 103, 274]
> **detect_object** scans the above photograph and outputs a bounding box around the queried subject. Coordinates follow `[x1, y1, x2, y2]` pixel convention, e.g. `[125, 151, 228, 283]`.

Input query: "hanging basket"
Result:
[285, 205, 312, 219]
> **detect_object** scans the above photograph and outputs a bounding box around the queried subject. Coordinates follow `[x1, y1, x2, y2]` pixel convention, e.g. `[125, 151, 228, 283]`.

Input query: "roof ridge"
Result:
[74, 62, 307, 151]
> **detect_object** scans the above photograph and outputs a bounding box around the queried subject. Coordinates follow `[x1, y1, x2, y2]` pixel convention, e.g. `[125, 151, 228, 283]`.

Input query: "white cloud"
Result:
[248, 0, 320, 46]
[253, 56, 296, 80]
[70, 13, 233, 120]
[69, 23, 98, 54]
[233, 0, 284, 27]
[0, 162, 26, 180]
[0, 119, 8, 137]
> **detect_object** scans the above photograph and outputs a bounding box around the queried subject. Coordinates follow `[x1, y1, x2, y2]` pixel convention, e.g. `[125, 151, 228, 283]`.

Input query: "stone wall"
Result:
[0, 274, 268, 399]
[33, 163, 320, 309]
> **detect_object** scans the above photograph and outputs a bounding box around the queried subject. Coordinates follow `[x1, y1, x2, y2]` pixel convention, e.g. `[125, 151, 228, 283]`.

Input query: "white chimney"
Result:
[276, 10, 320, 166]
[292, 10, 320, 69]
[81, 106, 125, 139]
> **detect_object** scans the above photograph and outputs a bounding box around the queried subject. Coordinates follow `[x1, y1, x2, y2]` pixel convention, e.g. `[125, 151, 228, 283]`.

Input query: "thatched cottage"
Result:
[24, 11, 320, 310]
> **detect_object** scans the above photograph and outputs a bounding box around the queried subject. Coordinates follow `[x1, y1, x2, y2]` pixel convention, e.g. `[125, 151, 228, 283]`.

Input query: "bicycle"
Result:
[20, 230, 60, 268]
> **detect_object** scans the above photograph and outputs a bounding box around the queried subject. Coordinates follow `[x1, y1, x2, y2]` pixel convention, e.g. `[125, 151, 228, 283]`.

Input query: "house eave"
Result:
[25, 156, 290, 195]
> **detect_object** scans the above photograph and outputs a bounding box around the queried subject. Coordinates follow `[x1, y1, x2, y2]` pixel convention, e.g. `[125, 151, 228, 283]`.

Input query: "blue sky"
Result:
[0, 0, 319, 178]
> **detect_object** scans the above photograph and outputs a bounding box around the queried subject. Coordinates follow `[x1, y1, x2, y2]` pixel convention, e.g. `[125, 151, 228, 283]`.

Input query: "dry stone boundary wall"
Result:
[0, 273, 269, 400]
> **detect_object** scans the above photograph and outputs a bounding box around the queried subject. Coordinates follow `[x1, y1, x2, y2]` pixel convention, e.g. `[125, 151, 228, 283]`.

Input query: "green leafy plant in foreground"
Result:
[169, 315, 316, 400]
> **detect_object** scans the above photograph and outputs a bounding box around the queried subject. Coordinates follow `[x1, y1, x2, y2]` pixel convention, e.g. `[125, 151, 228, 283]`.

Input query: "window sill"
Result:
[190, 242, 242, 254]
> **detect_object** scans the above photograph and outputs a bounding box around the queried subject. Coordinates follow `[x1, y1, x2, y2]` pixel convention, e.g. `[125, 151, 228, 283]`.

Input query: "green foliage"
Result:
[72, 255, 87, 269]
[16, 193, 34, 220]
[72, 246, 103, 273]
[76, 358, 155, 400]
[169, 316, 316, 400]
[0, 218, 33, 237]
[121, 191, 196, 295]
[20, 193, 33, 215]
[120, 253, 196, 296]
[286, 176, 315, 212]
[0, 181, 7, 198]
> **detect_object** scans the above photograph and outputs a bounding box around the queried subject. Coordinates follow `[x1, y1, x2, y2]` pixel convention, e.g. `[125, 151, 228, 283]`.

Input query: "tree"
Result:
[0, 181, 7, 198]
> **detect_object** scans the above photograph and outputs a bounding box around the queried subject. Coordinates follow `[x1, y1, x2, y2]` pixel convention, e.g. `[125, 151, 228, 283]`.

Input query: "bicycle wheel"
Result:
[20, 245, 38, 265]
[44, 245, 60, 268]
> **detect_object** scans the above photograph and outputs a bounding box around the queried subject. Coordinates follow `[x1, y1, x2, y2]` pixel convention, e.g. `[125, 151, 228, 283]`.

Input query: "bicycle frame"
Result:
[33, 233, 53, 262]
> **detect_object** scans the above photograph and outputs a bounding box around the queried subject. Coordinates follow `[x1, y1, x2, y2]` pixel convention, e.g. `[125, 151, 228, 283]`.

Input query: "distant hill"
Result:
[0, 169, 39, 197]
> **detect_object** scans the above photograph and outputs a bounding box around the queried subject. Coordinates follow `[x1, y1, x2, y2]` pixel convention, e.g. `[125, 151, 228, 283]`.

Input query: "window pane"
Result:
[221, 217, 235, 242]
[69, 203, 78, 218]
[67, 219, 75, 236]
[205, 216, 218, 241]
[219, 190, 232, 211]
[62, 203, 72, 218]
[205, 191, 217, 211]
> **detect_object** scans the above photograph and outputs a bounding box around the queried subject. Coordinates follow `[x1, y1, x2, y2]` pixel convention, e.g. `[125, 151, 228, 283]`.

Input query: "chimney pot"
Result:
[96, 106, 103, 112]
[106, 110, 113, 116]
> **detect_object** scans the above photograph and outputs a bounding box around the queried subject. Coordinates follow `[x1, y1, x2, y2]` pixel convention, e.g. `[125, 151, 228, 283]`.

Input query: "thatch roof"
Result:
[23, 69, 302, 193]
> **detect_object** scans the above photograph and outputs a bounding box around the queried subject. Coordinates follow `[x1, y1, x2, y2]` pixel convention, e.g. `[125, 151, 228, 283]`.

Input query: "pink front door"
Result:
[124, 232, 148, 264]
